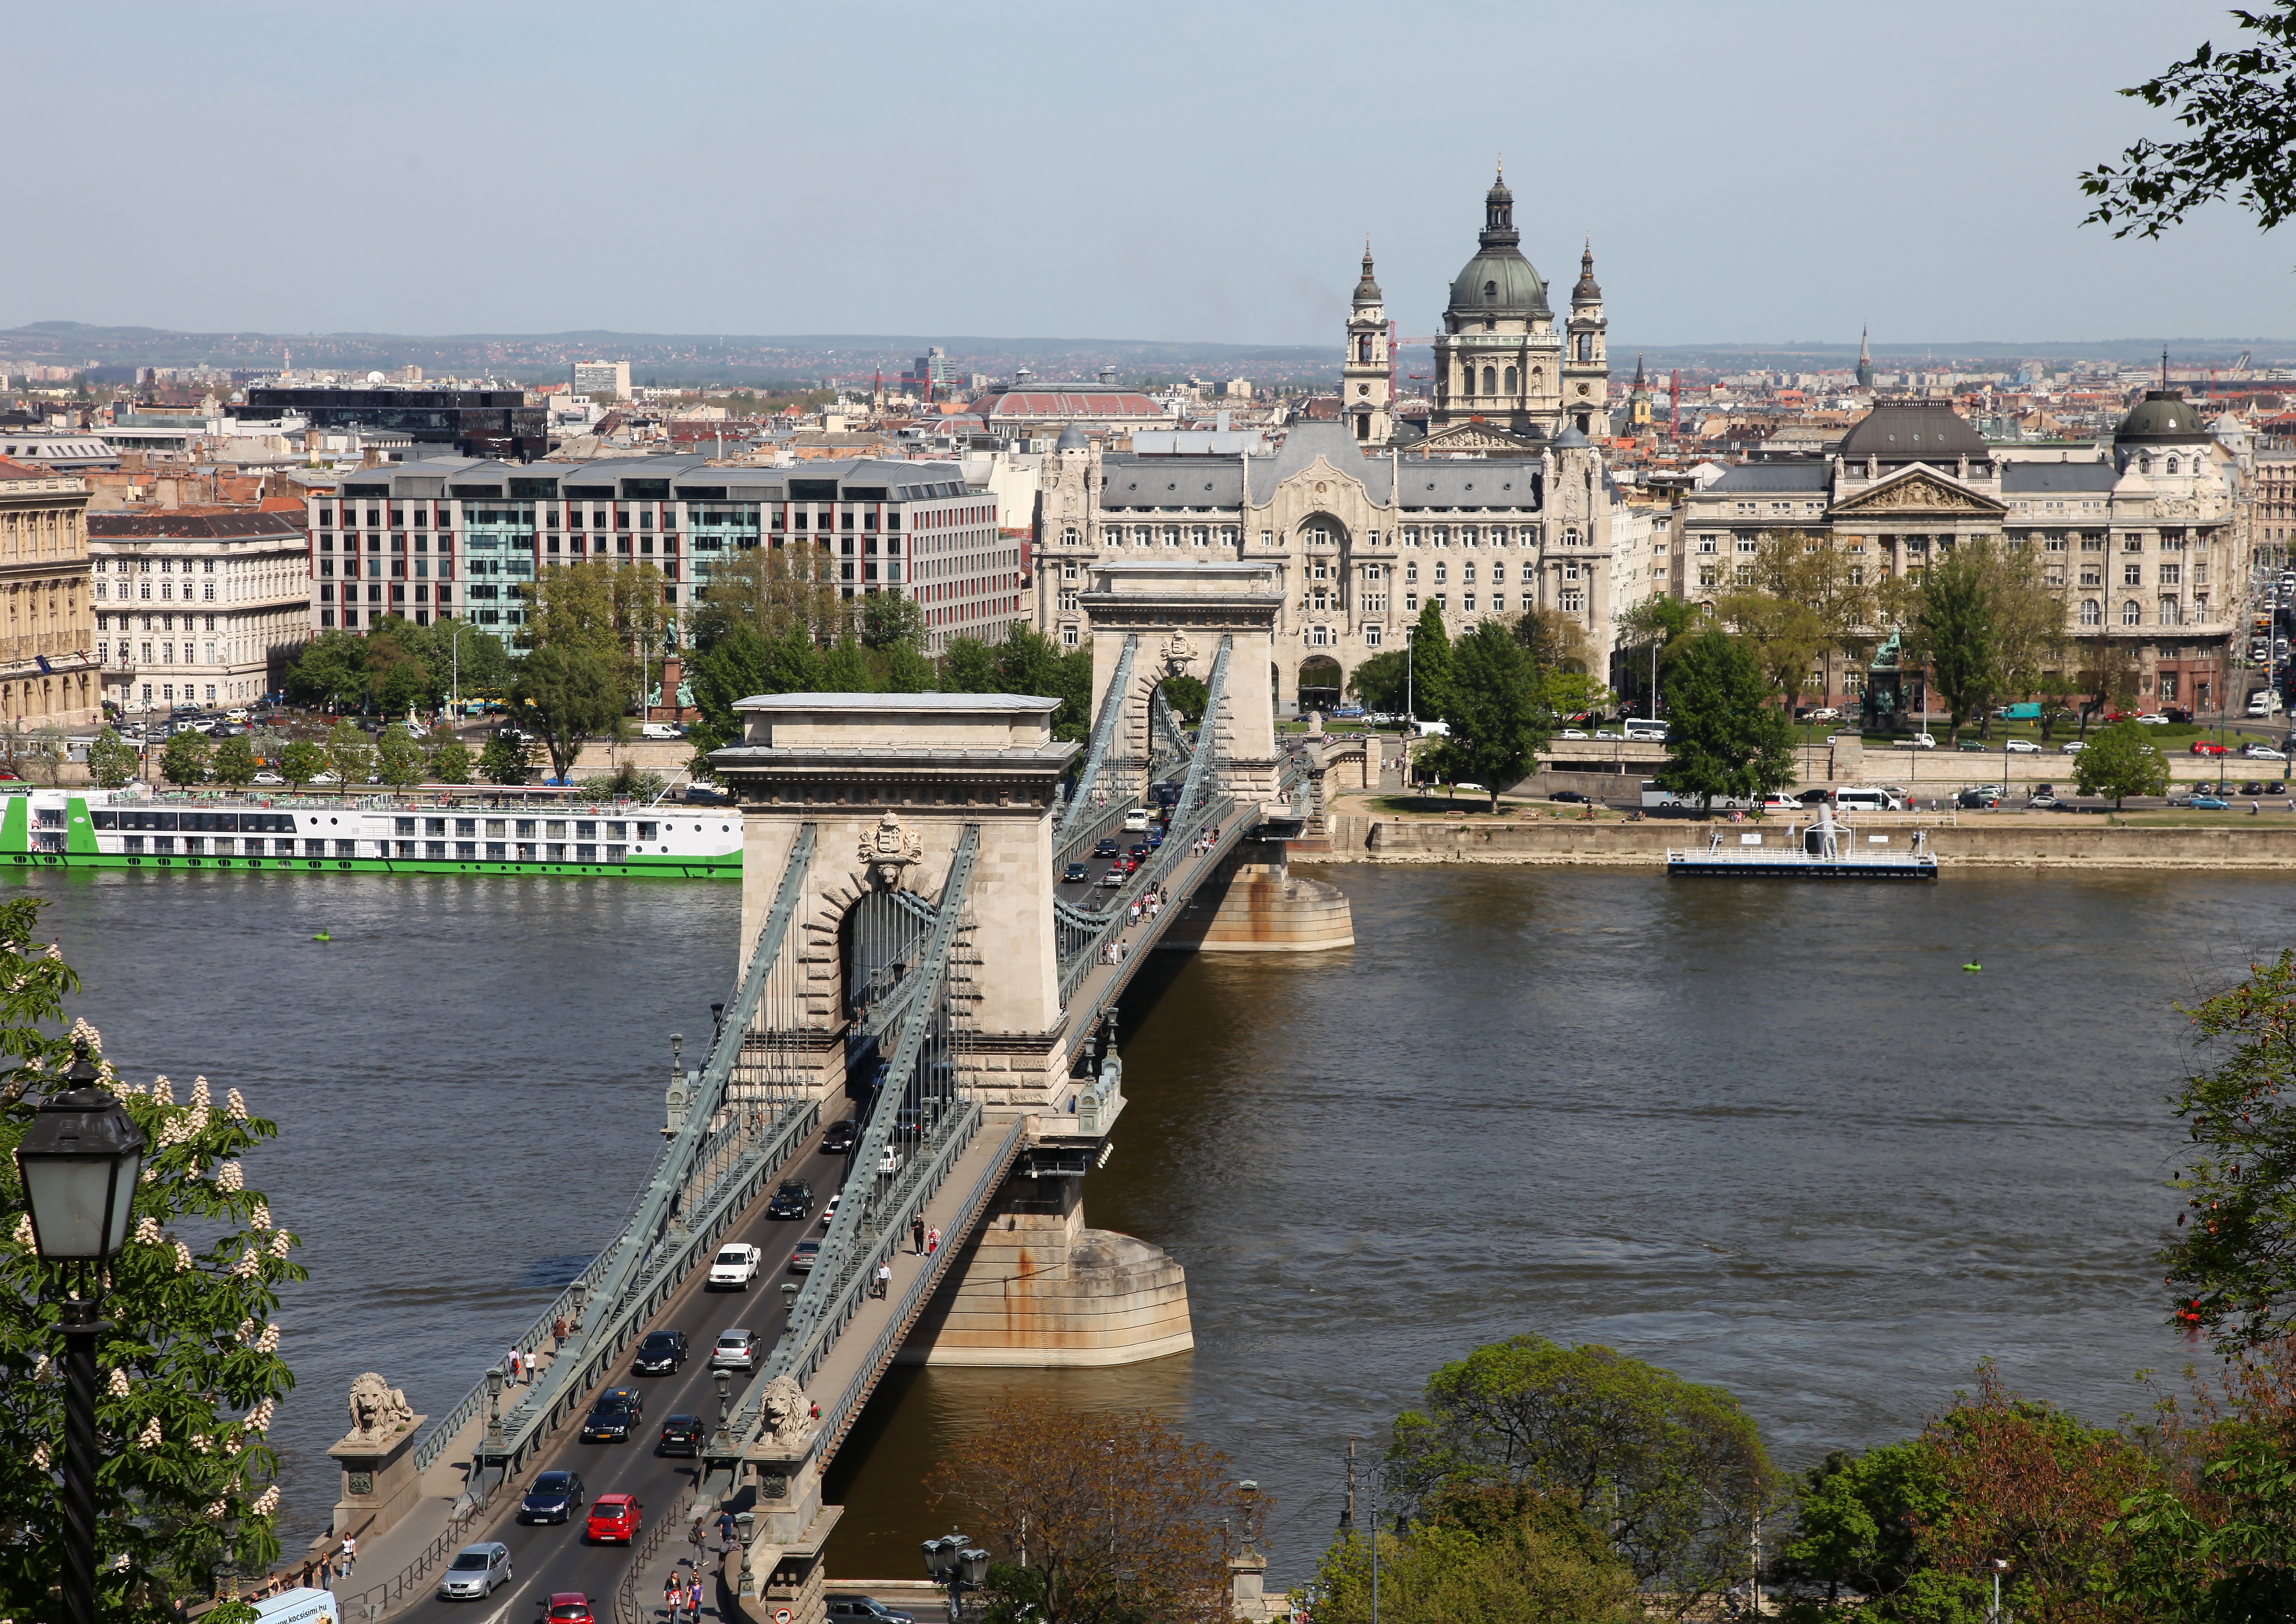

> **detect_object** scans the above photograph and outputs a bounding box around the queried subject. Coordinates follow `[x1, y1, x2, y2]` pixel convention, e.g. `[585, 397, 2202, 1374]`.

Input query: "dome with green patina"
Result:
[1446, 172, 1550, 326]
[2114, 390, 2210, 445]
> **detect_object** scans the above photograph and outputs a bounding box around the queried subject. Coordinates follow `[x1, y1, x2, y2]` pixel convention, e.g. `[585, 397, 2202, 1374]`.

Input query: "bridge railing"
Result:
[1056, 790, 1241, 1005]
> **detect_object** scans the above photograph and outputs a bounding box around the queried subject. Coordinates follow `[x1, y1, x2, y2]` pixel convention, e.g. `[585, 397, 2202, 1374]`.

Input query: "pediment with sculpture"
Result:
[1829, 468, 2005, 518]
[1408, 421, 1547, 457]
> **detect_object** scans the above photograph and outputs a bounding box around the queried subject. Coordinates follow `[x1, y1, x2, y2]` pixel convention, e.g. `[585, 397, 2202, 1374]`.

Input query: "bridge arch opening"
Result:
[1297, 655, 1343, 712]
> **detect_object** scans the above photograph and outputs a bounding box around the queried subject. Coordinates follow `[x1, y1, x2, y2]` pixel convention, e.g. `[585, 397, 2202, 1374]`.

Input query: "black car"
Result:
[1126, 843, 1152, 860]
[826, 1598, 916, 1624]
[1956, 790, 2003, 810]
[822, 1119, 859, 1154]
[518, 1469, 584, 1523]
[582, 1388, 643, 1442]
[1092, 838, 1120, 858]
[1061, 861, 1090, 883]
[657, 1414, 704, 1457]
[1548, 790, 1591, 804]
[767, 1178, 814, 1219]
[631, 1328, 687, 1376]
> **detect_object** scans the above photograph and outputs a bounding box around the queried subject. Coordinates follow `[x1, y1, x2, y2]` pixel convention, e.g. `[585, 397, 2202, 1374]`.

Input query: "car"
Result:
[1970, 783, 2007, 797]
[1121, 809, 1150, 831]
[1061, 861, 1090, 883]
[790, 1241, 821, 1273]
[1144, 828, 1164, 848]
[2245, 743, 2289, 760]
[2164, 706, 2195, 724]
[582, 1390, 642, 1442]
[545, 1594, 597, 1624]
[711, 1329, 759, 1371]
[584, 1494, 642, 1545]
[1895, 732, 1935, 749]
[767, 1179, 815, 1220]
[2005, 739, 2041, 754]
[2134, 713, 2172, 725]
[519, 1470, 585, 1524]
[710, 1242, 764, 1287]
[640, 722, 684, 740]
[2192, 741, 2230, 756]
[822, 1119, 858, 1154]
[2190, 795, 2232, 810]
[1558, 729, 1589, 739]
[682, 784, 733, 805]
[1092, 838, 1120, 858]
[657, 1413, 705, 1457]
[2242, 780, 2268, 795]
[1548, 790, 1592, 803]
[825, 1599, 918, 1624]
[1126, 842, 1151, 860]
[820, 1190, 842, 1228]
[1452, 782, 1488, 794]
[1757, 794, 1801, 811]
[1956, 790, 2003, 810]
[2028, 793, 2064, 809]
[1097, 866, 1124, 887]
[630, 1329, 687, 1375]
[252, 771, 284, 785]
[437, 1542, 513, 1600]
[2060, 741, 2087, 754]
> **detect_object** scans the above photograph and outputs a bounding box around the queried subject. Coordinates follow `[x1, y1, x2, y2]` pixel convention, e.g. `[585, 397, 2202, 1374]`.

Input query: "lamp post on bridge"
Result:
[922, 1532, 990, 1623]
[713, 1367, 732, 1451]
[14, 1040, 148, 1624]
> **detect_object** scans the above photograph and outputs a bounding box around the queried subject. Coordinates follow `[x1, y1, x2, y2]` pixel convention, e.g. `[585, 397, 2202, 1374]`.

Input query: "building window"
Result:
[1365, 624, 1381, 648]
[2159, 597, 2182, 625]
[1560, 589, 1585, 612]
[1060, 624, 1078, 647]
[1404, 592, 1418, 611]
[1403, 528, 1420, 547]
[2122, 599, 2142, 626]
[2124, 562, 2143, 586]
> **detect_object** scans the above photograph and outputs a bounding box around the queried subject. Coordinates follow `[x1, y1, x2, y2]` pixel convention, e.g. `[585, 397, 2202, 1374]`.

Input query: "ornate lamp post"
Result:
[921, 1533, 989, 1622]
[484, 1363, 506, 1448]
[713, 1368, 732, 1448]
[15, 1041, 148, 1624]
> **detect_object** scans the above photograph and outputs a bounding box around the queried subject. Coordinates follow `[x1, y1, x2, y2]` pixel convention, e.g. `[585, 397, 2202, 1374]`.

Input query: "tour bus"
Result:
[1832, 786, 1909, 812]
[1639, 781, 1769, 812]
[1622, 719, 1669, 742]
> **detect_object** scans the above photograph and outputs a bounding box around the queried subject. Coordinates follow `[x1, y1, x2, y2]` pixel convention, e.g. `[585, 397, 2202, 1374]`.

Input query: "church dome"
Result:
[2114, 390, 2209, 445]
[1446, 172, 1549, 324]
[1055, 422, 1089, 451]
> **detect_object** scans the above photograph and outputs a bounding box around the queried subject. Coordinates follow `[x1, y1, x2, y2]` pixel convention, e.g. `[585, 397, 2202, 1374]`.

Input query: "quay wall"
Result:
[1312, 815, 2296, 870]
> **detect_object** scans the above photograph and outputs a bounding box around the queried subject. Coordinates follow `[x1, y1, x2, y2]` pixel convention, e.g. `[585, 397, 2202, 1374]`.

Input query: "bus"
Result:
[1622, 719, 1669, 742]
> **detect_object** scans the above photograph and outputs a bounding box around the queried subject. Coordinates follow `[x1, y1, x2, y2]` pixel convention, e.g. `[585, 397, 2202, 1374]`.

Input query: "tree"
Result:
[428, 737, 473, 784]
[1911, 546, 2000, 745]
[686, 624, 779, 759]
[1160, 674, 1210, 722]
[1311, 1489, 1638, 1624]
[859, 591, 928, 651]
[159, 728, 209, 787]
[521, 559, 669, 704]
[209, 735, 258, 788]
[1346, 649, 1410, 715]
[511, 645, 621, 783]
[995, 625, 1094, 740]
[375, 728, 425, 791]
[942, 637, 998, 694]
[16, 726, 65, 787]
[477, 731, 533, 786]
[1434, 622, 1553, 810]
[816, 636, 876, 694]
[1715, 588, 1827, 713]
[1385, 1335, 1773, 1614]
[1617, 597, 1703, 717]
[283, 629, 366, 709]
[2080, 4, 2296, 245]
[1408, 603, 1452, 722]
[87, 728, 138, 790]
[278, 739, 324, 791]
[1651, 629, 1796, 813]
[0, 896, 304, 1617]
[1783, 1442, 1944, 1609]
[686, 540, 844, 652]
[2075, 635, 2142, 734]
[929, 1397, 1239, 1624]
[2074, 718, 2169, 808]
[882, 640, 935, 694]
[323, 720, 374, 789]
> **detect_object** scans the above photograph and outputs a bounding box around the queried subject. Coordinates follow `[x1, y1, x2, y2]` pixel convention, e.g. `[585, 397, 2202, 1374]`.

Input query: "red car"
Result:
[584, 1494, 642, 1544]
[2192, 740, 2230, 756]
[546, 1596, 596, 1624]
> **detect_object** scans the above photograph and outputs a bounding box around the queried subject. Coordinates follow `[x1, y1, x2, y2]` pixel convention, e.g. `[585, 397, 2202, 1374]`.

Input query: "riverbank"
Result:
[1307, 806, 2296, 869]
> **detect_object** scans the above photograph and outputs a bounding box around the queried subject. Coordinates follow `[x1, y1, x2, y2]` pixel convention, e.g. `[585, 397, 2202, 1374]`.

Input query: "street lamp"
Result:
[484, 1363, 506, 1448]
[713, 1367, 732, 1445]
[15, 1039, 148, 1624]
[1988, 1557, 2012, 1624]
[922, 1532, 990, 1621]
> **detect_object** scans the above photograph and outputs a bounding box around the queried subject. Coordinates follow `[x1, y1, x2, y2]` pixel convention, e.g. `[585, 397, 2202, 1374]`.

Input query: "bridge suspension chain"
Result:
[1055, 633, 1137, 849]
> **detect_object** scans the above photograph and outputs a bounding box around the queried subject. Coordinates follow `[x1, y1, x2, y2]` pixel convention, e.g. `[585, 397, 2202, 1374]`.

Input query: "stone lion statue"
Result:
[758, 1374, 814, 1448]
[346, 1372, 415, 1438]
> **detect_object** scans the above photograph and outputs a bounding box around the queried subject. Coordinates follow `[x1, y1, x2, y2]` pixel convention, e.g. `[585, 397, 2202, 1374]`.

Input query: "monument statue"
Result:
[758, 1374, 816, 1450]
[345, 1372, 416, 1439]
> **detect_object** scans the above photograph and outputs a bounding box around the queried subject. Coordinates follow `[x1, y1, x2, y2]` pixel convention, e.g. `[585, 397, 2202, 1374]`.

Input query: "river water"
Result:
[12, 863, 2268, 1581]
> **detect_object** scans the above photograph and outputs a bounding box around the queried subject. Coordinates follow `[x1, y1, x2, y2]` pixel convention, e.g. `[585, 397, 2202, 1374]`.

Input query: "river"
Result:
[10, 863, 2262, 1583]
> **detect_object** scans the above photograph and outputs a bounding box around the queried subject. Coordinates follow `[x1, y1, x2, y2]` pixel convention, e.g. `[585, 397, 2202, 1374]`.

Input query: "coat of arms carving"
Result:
[860, 810, 923, 887]
[1161, 632, 1199, 676]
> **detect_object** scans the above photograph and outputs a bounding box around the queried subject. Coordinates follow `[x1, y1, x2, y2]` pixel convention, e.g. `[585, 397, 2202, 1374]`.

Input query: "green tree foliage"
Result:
[282, 629, 365, 708]
[323, 720, 373, 788]
[2076, 635, 2143, 733]
[278, 739, 324, 790]
[511, 644, 623, 782]
[520, 559, 668, 701]
[427, 737, 473, 784]
[859, 591, 928, 650]
[1160, 674, 1210, 722]
[993, 624, 1093, 741]
[817, 636, 876, 694]
[685, 625, 780, 761]
[1652, 629, 1796, 812]
[2080, 4, 2296, 243]
[1386, 1334, 1773, 1613]
[477, 731, 533, 786]
[941, 636, 998, 694]
[882, 640, 936, 693]
[686, 540, 845, 652]
[1345, 649, 1409, 715]
[2074, 718, 2170, 808]
[1782, 1442, 1944, 1609]
[159, 728, 209, 787]
[1432, 622, 1553, 810]
[1312, 1488, 1638, 1624]
[1408, 603, 1452, 721]
[1618, 597, 1704, 716]
[1910, 546, 1999, 744]
[375, 727, 425, 790]
[0, 897, 304, 1617]
[209, 735, 258, 788]
[87, 728, 139, 790]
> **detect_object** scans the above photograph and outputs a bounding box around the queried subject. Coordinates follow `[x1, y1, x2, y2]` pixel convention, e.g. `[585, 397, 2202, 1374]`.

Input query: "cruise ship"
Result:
[0, 787, 741, 880]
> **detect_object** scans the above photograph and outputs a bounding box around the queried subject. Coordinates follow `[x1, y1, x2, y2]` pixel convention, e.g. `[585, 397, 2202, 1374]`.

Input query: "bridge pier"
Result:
[1156, 838, 1356, 952]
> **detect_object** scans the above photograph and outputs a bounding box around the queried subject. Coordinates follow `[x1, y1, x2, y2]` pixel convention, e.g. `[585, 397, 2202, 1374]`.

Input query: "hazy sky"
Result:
[7, 0, 2290, 349]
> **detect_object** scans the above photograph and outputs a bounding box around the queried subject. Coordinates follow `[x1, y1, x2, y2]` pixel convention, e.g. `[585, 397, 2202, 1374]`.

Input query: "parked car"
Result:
[709, 1242, 764, 1287]
[1558, 729, 1589, 739]
[2134, 713, 2172, 725]
[825, 1599, 918, 1624]
[584, 1495, 642, 1545]
[657, 1414, 704, 1457]
[2028, 793, 2065, 809]
[630, 1329, 687, 1376]
[1956, 790, 2003, 810]
[2061, 741, 2087, 754]
[582, 1390, 642, 1442]
[1548, 790, 1591, 803]
[2192, 741, 2230, 756]
[822, 1119, 858, 1154]
[2164, 706, 2196, 723]
[519, 1471, 585, 1525]
[766, 1179, 815, 1220]
[641, 722, 684, 740]
[2004, 739, 2041, 754]
[252, 771, 284, 785]
[1903, 733, 1937, 749]
[1061, 861, 1089, 883]
[710, 1329, 759, 1371]
[2245, 743, 2288, 760]
[2190, 795, 2233, 810]
[545, 1594, 597, 1624]
[437, 1543, 513, 1600]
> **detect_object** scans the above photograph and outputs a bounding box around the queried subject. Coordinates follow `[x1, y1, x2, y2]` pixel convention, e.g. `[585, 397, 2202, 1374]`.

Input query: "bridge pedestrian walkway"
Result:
[1055, 813, 1254, 1049]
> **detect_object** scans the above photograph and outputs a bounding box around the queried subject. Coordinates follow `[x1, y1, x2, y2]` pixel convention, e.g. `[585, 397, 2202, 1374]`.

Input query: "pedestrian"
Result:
[875, 1261, 891, 1299]
[553, 1315, 568, 1352]
[690, 1575, 705, 1618]
[505, 1346, 520, 1385]
[719, 1508, 738, 1550]
[665, 1573, 683, 1624]
[926, 1226, 940, 1257]
[911, 1215, 926, 1255]
[339, 1533, 356, 1578]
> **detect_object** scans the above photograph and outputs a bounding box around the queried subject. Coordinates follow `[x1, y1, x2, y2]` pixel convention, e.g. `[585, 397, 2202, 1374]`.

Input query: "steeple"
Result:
[1855, 325, 1874, 390]
[1572, 237, 1602, 304]
[1353, 241, 1382, 308]
[1631, 352, 1648, 392]
[1480, 168, 1519, 248]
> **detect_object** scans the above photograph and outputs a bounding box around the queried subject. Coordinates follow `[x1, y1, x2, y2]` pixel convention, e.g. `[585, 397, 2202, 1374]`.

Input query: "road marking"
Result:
[480, 1573, 540, 1624]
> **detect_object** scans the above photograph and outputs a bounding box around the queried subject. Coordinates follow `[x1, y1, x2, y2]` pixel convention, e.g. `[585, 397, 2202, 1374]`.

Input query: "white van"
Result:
[1833, 786, 1907, 813]
[254, 1590, 341, 1624]
[2248, 689, 2284, 718]
[1121, 808, 1151, 832]
[1622, 719, 1668, 742]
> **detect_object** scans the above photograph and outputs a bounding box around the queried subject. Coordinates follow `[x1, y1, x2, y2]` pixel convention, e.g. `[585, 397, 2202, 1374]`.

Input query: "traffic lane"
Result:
[389, 1138, 853, 1620]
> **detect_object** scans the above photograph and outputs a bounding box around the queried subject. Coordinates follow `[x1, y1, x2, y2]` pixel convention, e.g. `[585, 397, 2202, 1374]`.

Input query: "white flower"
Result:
[204, 1500, 226, 1520]
[227, 1087, 248, 1121]
[250, 1202, 272, 1231]
[150, 1075, 171, 1105]
[11, 1214, 31, 1247]
[171, 1240, 192, 1273]
[107, 1368, 129, 1398]
[190, 1076, 209, 1109]
[190, 1433, 209, 1454]
[231, 1249, 262, 1279]
[245, 1397, 276, 1433]
[251, 1484, 280, 1516]
[43, 943, 60, 962]
[112, 1552, 130, 1571]
[217, 1162, 243, 1192]
[268, 1231, 292, 1259]
[31, 1354, 48, 1382]
[30, 1444, 47, 1470]
[137, 1417, 161, 1449]
[236, 1318, 255, 1343]
[133, 1217, 160, 1245]
[255, 1323, 280, 1354]
[69, 1017, 101, 1051]
[185, 1104, 208, 1134]
[139, 1167, 157, 1184]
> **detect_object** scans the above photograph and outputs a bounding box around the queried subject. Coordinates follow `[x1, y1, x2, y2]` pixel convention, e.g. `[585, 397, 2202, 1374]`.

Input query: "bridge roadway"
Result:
[386, 1123, 853, 1624]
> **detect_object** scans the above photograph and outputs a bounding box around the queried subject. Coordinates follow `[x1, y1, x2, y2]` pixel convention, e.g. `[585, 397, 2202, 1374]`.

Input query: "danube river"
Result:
[12, 863, 2266, 1580]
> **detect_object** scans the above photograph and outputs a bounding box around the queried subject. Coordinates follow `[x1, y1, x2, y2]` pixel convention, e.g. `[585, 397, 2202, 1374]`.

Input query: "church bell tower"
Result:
[1562, 239, 1610, 438]
[1343, 244, 1391, 444]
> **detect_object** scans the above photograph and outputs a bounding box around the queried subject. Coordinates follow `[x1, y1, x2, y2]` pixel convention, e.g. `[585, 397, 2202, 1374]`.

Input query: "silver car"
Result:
[437, 1542, 512, 1600]
[710, 1329, 758, 1371]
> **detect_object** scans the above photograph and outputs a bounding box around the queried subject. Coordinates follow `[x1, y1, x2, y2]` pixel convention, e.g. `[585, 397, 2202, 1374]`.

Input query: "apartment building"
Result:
[0, 459, 98, 729]
[88, 502, 311, 711]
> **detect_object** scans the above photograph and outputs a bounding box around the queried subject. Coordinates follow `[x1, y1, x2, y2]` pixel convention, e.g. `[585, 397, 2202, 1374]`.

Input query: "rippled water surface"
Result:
[15, 863, 2280, 1579]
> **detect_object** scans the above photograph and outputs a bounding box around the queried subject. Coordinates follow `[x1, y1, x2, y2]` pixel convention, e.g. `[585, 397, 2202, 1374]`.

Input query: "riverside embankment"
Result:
[1310, 811, 2296, 869]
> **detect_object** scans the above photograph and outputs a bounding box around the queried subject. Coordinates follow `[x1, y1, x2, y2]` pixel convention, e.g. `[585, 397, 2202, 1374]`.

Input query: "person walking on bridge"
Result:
[911, 1215, 926, 1255]
[875, 1261, 891, 1299]
[665, 1571, 684, 1624]
[926, 1226, 940, 1258]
